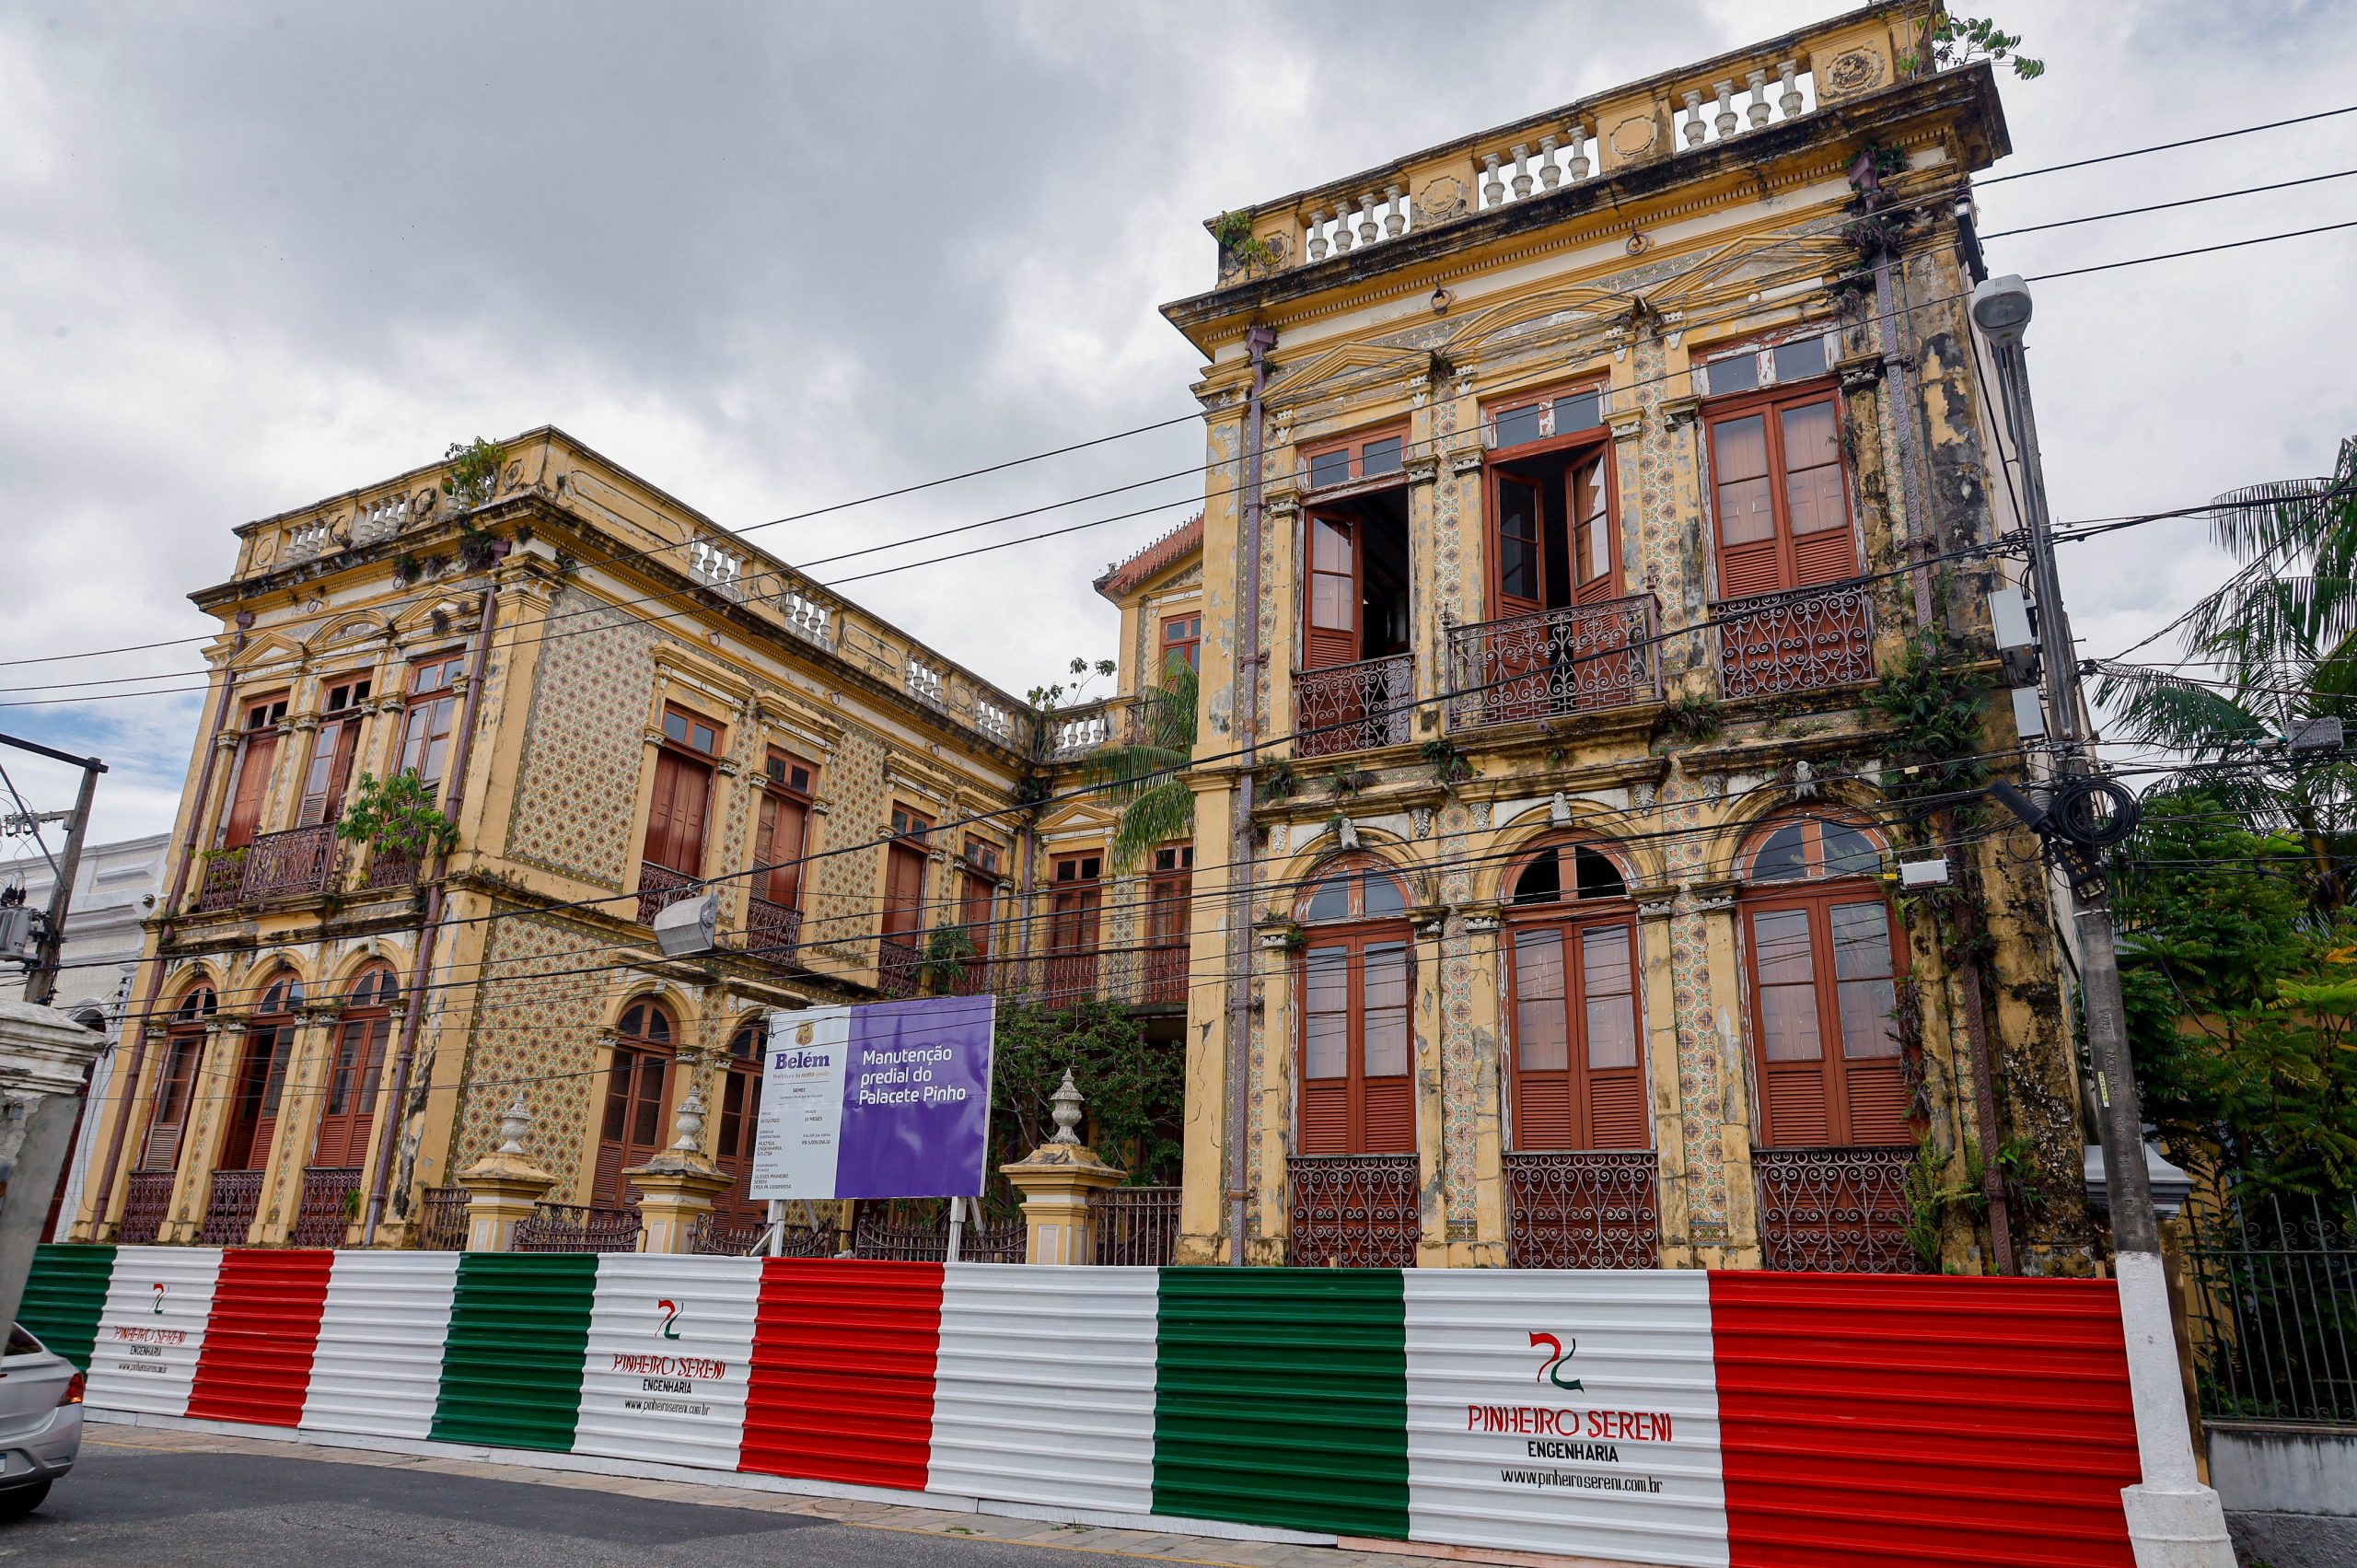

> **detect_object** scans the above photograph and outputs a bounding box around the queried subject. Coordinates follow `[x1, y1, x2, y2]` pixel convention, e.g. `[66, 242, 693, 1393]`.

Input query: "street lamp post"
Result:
[1971, 274, 2235, 1568]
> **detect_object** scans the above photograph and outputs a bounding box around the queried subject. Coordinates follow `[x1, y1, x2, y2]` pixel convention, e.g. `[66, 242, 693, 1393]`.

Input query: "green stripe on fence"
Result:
[20, 1244, 115, 1372]
[429, 1253, 596, 1452]
[1153, 1267, 1410, 1539]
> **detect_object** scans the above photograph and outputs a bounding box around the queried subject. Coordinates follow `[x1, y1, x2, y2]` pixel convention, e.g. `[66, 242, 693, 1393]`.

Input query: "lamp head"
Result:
[1970, 274, 2034, 344]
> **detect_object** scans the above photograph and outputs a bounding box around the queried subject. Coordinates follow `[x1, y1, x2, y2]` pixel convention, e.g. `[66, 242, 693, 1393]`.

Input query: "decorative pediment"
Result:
[308, 613, 389, 653]
[1643, 228, 1849, 312]
[226, 631, 306, 672]
[1263, 341, 1430, 406]
[1447, 285, 1634, 359]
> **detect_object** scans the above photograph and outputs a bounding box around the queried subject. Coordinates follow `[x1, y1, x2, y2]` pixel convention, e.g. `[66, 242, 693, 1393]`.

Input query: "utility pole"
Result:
[1, 735, 108, 1007]
[1971, 276, 2235, 1567]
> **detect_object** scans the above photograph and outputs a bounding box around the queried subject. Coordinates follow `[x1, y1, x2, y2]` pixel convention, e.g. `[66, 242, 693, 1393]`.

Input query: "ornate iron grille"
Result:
[194, 853, 247, 912]
[690, 1211, 839, 1257]
[1448, 595, 1660, 730]
[1287, 1154, 1421, 1267]
[413, 1185, 471, 1250]
[1093, 1184, 1182, 1266]
[747, 898, 802, 964]
[1713, 580, 1874, 700]
[361, 847, 419, 891]
[1504, 1150, 1663, 1268]
[635, 862, 699, 926]
[512, 1202, 643, 1253]
[2185, 1191, 2357, 1426]
[118, 1171, 174, 1246]
[1294, 654, 1414, 760]
[197, 1169, 264, 1246]
[1754, 1146, 1916, 1272]
[291, 1167, 362, 1249]
[240, 824, 339, 901]
[877, 935, 922, 998]
[851, 1199, 1026, 1263]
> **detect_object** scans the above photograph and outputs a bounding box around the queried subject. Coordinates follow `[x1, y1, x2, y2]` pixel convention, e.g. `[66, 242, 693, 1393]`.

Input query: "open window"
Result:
[1484, 383, 1620, 618]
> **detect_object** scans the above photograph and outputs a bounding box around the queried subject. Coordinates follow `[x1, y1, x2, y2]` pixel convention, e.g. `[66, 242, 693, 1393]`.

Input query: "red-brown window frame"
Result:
[141, 984, 215, 1172]
[1736, 814, 1911, 1149]
[1159, 612, 1202, 678]
[311, 964, 397, 1168]
[753, 746, 818, 911]
[220, 691, 291, 850]
[218, 971, 302, 1174]
[1480, 380, 1621, 619]
[960, 838, 1004, 970]
[594, 997, 677, 1206]
[1702, 375, 1857, 602]
[1500, 837, 1647, 1153]
[1294, 855, 1416, 1156]
[881, 805, 933, 946]
[712, 1016, 766, 1222]
[398, 653, 466, 789]
[643, 703, 725, 878]
[297, 674, 374, 828]
[1299, 422, 1411, 496]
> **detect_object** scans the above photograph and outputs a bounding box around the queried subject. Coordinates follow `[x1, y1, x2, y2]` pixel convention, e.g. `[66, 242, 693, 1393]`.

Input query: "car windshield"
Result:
[6, 1324, 42, 1357]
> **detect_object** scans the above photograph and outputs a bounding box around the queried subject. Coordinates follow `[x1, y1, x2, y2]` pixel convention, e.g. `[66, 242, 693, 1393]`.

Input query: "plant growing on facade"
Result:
[1659, 691, 1723, 744]
[392, 552, 422, 586]
[1210, 209, 1277, 273]
[442, 437, 507, 512]
[1083, 660, 1198, 873]
[1258, 758, 1299, 800]
[1901, 13, 2046, 79]
[335, 770, 459, 862]
[1422, 737, 1474, 787]
[918, 923, 978, 993]
[1866, 628, 1991, 815]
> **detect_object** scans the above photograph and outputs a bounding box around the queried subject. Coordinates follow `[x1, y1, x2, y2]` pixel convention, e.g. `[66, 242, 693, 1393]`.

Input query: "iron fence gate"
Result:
[2185, 1191, 2357, 1426]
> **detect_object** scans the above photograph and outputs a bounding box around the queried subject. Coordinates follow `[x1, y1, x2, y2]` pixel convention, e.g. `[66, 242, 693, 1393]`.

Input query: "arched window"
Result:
[142, 984, 215, 1171]
[1295, 855, 1415, 1156]
[713, 1016, 768, 1223]
[1503, 837, 1645, 1152]
[220, 972, 302, 1173]
[595, 997, 676, 1205]
[1738, 813, 1909, 1148]
[311, 965, 397, 1169]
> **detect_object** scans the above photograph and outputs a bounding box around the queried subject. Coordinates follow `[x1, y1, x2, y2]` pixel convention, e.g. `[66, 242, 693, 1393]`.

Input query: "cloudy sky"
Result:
[1, 0, 2352, 849]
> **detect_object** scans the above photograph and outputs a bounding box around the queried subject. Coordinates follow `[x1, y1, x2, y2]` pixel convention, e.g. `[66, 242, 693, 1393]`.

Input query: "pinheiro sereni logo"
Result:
[1528, 1331, 1584, 1391]
[151, 1282, 167, 1316]
[657, 1298, 682, 1341]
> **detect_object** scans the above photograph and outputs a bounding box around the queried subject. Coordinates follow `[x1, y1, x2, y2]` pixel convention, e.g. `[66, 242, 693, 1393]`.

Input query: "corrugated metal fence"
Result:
[24, 1243, 2142, 1567]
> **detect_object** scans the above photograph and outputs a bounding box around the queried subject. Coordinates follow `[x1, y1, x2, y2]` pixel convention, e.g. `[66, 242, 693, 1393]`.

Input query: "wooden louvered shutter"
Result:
[1781, 400, 1856, 587]
[883, 842, 925, 941]
[1305, 515, 1359, 669]
[247, 1026, 293, 1170]
[223, 732, 278, 850]
[1712, 412, 1785, 599]
[643, 751, 681, 870]
[1829, 900, 1910, 1144]
[1299, 947, 1351, 1155]
[1511, 929, 1574, 1150]
[669, 755, 711, 874]
[759, 793, 807, 907]
[1578, 924, 1648, 1148]
[1359, 943, 1415, 1153]
[1747, 905, 1832, 1146]
[142, 1039, 201, 1170]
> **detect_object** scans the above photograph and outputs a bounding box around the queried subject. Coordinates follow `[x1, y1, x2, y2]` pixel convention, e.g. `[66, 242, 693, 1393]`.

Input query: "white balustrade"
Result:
[352, 493, 412, 545]
[1475, 124, 1599, 211]
[1677, 59, 1815, 149]
[906, 656, 946, 704]
[777, 586, 832, 644]
[686, 537, 745, 599]
[284, 520, 333, 561]
[972, 695, 1015, 744]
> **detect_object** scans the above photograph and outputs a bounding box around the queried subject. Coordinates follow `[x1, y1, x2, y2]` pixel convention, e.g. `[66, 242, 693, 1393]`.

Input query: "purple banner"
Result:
[830, 995, 996, 1200]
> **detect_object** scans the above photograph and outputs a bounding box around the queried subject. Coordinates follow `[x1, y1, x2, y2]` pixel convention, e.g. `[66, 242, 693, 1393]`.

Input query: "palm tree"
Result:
[1084, 659, 1199, 873]
[2094, 436, 2357, 906]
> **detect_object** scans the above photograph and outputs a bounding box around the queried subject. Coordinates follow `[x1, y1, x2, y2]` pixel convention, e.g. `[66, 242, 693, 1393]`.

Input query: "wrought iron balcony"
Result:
[1286, 1153, 1421, 1267]
[1294, 654, 1413, 760]
[747, 898, 802, 964]
[1448, 595, 1660, 730]
[292, 1167, 361, 1248]
[1754, 1145, 1917, 1272]
[877, 934, 923, 998]
[1504, 1149, 1663, 1268]
[241, 824, 339, 901]
[118, 1171, 174, 1246]
[197, 1168, 263, 1246]
[1714, 579, 1875, 701]
[635, 861, 700, 926]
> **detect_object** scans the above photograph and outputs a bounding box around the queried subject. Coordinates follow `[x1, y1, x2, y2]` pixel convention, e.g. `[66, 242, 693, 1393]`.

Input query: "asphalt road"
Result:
[0, 1442, 1154, 1568]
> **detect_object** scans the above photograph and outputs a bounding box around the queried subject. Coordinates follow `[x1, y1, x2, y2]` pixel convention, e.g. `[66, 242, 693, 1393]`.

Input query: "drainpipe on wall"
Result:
[86, 610, 251, 1236]
[1872, 252, 1936, 629]
[362, 554, 505, 1246]
[1225, 323, 1276, 1266]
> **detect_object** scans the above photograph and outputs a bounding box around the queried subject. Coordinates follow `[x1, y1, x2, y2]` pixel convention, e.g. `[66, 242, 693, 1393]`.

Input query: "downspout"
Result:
[1225, 323, 1276, 1265]
[87, 610, 251, 1234]
[362, 551, 505, 1244]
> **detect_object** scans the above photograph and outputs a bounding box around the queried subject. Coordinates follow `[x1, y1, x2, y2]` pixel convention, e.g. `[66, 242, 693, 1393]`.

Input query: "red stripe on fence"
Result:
[187, 1248, 335, 1428]
[738, 1258, 942, 1491]
[1710, 1272, 2141, 1568]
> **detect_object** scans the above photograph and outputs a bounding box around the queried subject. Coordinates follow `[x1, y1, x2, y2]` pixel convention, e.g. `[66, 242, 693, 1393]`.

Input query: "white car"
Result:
[0, 1323, 83, 1519]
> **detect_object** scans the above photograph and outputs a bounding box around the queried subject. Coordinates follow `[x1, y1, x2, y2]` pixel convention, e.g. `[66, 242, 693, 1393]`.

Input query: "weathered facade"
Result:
[1156, 6, 2096, 1272]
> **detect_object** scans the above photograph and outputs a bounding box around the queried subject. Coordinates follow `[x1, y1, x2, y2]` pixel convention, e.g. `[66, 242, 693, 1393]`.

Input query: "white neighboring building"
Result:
[0, 833, 169, 1238]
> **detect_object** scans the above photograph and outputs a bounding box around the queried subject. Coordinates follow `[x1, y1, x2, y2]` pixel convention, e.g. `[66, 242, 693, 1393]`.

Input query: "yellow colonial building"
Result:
[77, 6, 2095, 1279]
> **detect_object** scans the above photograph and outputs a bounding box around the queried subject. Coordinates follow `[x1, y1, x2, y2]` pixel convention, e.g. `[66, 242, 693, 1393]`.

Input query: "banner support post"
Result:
[946, 1196, 966, 1264]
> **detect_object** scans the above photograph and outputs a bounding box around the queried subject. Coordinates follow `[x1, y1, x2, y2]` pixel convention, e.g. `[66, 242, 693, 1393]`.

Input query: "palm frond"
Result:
[1081, 660, 1202, 874]
[2092, 663, 2271, 756]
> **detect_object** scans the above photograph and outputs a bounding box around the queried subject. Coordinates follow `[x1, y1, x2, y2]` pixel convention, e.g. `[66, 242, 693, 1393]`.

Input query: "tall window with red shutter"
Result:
[1159, 614, 1201, 677]
[297, 676, 372, 826]
[643, 706, 723, 878]
[594, 998, 675, 1205]
[1704, 336, 1854, 602]
[218, 973, 301, 1172]
[1739, 814, 1910, 1147]
[959, 839, 1004, 985]
[141, 985, 215, 1171]
[311, 965, 397, 1167]
[712, 1016, 766, 1223]
[753, 749, 815, 908]
[220, 694, 289, 850]
[878, 806, 930, 994]
[1295, 857, 1416, 1156]
[1503, 839, 1647, 1152]
[1047, 852, 1103, 1002]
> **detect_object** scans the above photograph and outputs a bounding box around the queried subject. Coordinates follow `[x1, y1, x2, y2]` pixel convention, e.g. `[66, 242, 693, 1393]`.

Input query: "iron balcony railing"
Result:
[635, 862, 700, 927]
[1754, 1145, 1918, 1273]
[1504, 1149, 1663, 1268]
[197, 1168, 264, 1247]
[414, 1185, 472, 1250]
[291, 1167, 362, 1249]
[1713, 578, 1875, 701]
[747, 898, 802, 964]
[877, 935, 923, 998]
[194, 824, 341, 913]
[1448, 594, 1661, 730]
[1295, 654, 1414, 760]
[1286, 1153, 1421, 1267]
[118, 1171, 174, 1246]
[926, 941, 1190, 1012]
